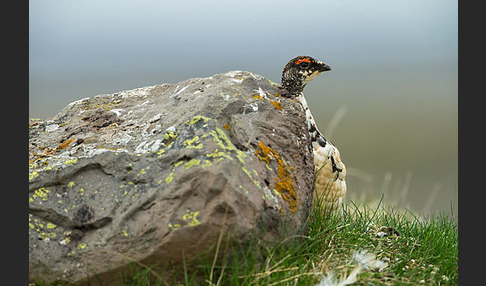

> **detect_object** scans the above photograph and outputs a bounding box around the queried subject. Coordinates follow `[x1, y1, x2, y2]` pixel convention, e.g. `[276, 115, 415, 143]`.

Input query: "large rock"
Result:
[29, 71, 315, 284]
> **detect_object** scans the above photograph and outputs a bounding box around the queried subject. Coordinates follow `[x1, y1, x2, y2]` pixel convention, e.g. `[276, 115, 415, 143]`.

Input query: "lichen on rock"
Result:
[29, 70, 314, 285]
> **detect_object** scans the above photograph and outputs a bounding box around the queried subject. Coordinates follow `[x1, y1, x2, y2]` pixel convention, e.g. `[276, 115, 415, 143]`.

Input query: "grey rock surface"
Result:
[29, 71, 314, 284]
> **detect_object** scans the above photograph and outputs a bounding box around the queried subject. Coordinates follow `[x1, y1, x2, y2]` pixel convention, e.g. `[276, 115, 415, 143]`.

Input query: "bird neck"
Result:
[281, 78, 306, 96]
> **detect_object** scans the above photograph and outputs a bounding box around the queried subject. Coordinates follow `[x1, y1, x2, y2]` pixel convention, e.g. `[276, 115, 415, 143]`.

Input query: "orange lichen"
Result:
[224, 123, 231, 130]
[254, 141, 273, 166]
[31, 137, 75, 161]
[254, 141, 297, 213]
[55, 138, 74, 151]
[252, 94, 263, 100]
[271, 101, 282, 111]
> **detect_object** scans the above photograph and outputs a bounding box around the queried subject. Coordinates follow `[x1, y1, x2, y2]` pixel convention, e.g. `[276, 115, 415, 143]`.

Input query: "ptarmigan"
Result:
[280, 56, 346, 212]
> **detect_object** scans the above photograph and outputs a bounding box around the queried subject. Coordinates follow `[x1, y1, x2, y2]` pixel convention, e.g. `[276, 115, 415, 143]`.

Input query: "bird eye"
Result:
[299, 61, 310, 69]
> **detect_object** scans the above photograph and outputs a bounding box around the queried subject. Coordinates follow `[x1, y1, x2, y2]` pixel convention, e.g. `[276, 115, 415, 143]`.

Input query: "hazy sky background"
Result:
[29, 0, 458, 215]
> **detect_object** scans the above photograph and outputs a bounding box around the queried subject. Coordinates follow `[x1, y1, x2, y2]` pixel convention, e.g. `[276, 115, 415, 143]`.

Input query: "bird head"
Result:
[281, 56, 331, 95]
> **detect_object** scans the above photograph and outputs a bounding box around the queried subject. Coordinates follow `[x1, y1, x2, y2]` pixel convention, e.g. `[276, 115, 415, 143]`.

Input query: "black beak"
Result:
[320, 63, 331, 72]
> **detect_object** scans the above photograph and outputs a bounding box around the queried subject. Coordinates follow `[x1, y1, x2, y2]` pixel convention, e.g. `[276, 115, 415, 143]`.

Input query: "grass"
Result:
[31, 196, 458, 286]
[31, 197, 458, 286]
[114, 195, 457, 286]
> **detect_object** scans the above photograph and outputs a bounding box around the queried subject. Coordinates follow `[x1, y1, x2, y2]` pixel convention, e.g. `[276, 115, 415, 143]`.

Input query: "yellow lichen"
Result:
[30, 187, 51, 202]
[67, 181, 75, 188]
[157, 149, 165, 157]
[211, 127, 235, 150]
[207, 149, 234, 160]
[165, 172, 174, 183]
[29, 172, 39, 181]
[254, 141, 297, 213]
[163, 130, 178, 141]
[184, 136, 204, 149]
[63, 158, 78, 165]
[183, 210, 201, 226]
[235, 150, 246, 164]
[268, 79, 280, 87]
[46, 222, 56, 229]
[184, 159, 201, 169]
[38, 232, 56, 240]
[168, 223, 182, 229]
[186, 115, 211, 125]
[201, 159, 213, 168]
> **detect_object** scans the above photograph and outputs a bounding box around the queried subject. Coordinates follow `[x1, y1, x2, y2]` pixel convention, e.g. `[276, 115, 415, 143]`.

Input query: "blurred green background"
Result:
[29, 0, 457, 216]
